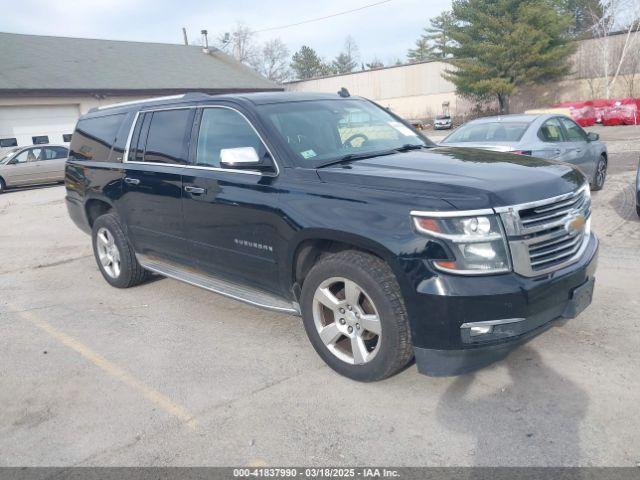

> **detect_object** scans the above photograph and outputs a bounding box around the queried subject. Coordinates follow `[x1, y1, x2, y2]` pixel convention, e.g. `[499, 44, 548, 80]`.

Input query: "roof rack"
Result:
[94, 92, 211, 112]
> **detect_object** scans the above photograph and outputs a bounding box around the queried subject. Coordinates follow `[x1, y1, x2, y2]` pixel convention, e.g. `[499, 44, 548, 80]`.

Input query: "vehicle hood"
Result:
[316, 147, 584, 210]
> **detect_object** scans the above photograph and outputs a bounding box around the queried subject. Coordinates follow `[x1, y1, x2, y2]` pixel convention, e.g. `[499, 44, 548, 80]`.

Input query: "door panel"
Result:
[182, 106, 284, 295]
[182, 170, 283, 295]
[117, 108, 194, 263]
[558, 117, 595, 178]
[534, 118, 567, 160]
[4, 148, 46, 185]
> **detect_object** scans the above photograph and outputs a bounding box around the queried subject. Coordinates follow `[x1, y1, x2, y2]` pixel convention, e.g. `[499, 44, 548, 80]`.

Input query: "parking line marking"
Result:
[9, 304, 198, 430]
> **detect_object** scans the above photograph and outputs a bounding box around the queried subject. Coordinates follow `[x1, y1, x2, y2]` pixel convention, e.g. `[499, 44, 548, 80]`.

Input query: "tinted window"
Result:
[32, 136, 49, 145]
[142, 109, 192, 164]
[538, 118, 565, 142]
[43, 147, 68, 159]
[70, 113, 125, 161]
[443, 122, 530, 143]
[62, 134, 73, 142]
[196, 108, 267, 168]
[0, 138, 17, 148]
[559, 117, 587, 141]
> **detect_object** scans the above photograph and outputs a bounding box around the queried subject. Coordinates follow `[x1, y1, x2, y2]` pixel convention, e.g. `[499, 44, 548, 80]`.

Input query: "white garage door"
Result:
[0, 104, 80, 148]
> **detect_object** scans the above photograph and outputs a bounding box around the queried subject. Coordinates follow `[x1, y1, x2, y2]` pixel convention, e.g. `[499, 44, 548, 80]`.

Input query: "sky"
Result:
[0, 0, 452, 64]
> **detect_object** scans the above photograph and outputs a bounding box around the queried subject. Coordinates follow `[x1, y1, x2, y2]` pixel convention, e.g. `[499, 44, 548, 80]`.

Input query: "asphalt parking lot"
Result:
[1, 125, 639, 467]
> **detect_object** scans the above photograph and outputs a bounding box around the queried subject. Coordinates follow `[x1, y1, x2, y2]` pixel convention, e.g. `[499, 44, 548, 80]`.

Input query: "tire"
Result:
[637, 204, 640, 219]
[91, 213, 149, 288]
[0, 177, 5, 194]
[300, 250, 413, 382]
[591, 155, 607, 191]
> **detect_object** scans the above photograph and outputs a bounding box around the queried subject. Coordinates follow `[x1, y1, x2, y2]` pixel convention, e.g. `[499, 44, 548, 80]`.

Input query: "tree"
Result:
[250, 38, 291, 83]
[216, 23, 259, 65]
[332, 36, 360, 74]
[443, 0, 575, 114]
[422, 12, 456, 58]
[589, 0, 640, 98]
[365, 57, 385, 69]
[407, 38, 433, 62]
[291, 45, 331, 79]
[561, 0, 605, 36]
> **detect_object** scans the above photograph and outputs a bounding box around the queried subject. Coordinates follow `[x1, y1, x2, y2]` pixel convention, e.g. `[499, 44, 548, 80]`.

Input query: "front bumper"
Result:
[411, 233, 598, 376]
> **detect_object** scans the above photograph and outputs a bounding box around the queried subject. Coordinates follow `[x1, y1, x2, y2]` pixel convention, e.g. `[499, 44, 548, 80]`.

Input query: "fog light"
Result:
[470, 325, 493, 336]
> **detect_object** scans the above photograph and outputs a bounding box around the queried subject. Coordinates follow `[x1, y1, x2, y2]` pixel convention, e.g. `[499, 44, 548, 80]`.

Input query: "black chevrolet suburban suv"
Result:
[65, 92, 597, 381]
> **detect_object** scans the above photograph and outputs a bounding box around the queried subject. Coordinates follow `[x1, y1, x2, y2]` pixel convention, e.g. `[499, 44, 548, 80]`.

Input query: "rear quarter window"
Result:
[69, 113, 126, 161]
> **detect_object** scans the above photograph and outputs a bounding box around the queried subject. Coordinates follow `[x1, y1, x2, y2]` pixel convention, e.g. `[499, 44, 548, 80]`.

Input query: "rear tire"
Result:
[92, 213, 149, 288]
[0, 177, 5, 194]
[591, 155, 607, 191]
[300, 250, 413, 382]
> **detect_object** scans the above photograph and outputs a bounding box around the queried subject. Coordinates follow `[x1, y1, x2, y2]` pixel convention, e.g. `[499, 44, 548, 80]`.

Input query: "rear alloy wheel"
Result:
[301, 250, 413, 381]
[592, 156, 607, 191]
[92, 213, 149, 288]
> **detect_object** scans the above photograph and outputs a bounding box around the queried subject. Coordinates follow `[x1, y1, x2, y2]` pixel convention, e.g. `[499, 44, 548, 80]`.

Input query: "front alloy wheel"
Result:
[593, 156, 607, 190]
[301, 250, 413, 381]
[313, 277, 382, 365]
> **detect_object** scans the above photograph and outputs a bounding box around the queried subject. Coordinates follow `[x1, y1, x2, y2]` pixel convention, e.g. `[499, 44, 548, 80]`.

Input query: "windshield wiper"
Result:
[393, 143, 430, 152]
[317, 144, 431, 169]
[317, 149, 398, 168]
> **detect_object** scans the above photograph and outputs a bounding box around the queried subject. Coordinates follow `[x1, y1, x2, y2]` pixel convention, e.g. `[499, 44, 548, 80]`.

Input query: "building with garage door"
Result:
[0, 32, 281, 149]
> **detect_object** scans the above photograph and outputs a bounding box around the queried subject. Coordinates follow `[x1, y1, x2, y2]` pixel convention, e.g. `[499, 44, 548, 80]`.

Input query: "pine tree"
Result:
[444, 0, 575, 114]
[407, 37, 433, 63]
[290, 46, 330, 79]
[422, 12, 456, 58]
[332, 37, 360, 74]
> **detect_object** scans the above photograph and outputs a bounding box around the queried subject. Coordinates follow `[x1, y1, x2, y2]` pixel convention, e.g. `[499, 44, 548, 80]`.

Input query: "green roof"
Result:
[0, 32, 280, 93]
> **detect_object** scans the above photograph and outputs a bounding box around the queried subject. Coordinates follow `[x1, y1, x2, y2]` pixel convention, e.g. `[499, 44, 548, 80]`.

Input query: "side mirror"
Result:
[587, 132, 599, 142]
[220, 147, 261, 169]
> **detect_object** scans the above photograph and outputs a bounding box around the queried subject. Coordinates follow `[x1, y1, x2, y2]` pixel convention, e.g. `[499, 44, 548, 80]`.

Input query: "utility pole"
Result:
[182, 27, 188, 46]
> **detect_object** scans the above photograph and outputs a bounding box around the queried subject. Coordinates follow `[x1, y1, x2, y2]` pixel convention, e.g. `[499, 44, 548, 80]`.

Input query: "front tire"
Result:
[592, 155, 607, 191]
[300, 250, 413, 381]
[92, 213, 149, 288]
[0, 177, 5, 194]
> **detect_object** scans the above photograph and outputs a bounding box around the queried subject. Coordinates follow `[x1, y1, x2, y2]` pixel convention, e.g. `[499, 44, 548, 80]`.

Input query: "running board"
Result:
[137, 254, 300, 315]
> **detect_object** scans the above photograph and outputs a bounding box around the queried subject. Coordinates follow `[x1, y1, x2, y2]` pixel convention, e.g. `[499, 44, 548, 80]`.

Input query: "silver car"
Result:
[0, 144, 68, 193]
[440, 114, 608, 190]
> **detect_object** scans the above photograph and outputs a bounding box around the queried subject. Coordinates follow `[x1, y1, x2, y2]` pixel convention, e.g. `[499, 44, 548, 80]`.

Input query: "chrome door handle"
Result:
[124, 177, 140, 185]
[184, 185, 206, 195]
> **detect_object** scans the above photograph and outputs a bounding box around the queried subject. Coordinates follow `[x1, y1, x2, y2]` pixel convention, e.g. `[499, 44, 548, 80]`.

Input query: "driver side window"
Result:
[196, 108, 268, 168]
[559, 117, 588, 142]
[13, 149, 34, 163]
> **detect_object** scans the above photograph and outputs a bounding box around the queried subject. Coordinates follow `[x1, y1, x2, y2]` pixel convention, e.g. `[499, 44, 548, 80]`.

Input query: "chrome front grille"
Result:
[497, 186, 591, 277]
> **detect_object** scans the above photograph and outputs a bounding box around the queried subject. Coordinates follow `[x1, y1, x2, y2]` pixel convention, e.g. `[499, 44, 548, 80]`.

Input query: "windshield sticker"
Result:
[388, 121, 417, 137]
[300, 149, 317, 159]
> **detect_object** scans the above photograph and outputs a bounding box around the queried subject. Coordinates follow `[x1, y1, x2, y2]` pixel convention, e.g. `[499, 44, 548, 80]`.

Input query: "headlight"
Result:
[412, 211, 511, 275]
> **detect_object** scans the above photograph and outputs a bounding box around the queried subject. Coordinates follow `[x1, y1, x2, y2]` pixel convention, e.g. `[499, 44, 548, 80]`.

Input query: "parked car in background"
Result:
[65, 92, 597, 381]
[440, 114, 608, 190]
[434, 115, 453, 130]
[0, 144, 68, 193]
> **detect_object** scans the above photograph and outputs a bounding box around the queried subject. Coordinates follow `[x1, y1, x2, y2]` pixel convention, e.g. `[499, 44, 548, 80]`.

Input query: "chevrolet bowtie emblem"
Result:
[566, 214, 586, 234]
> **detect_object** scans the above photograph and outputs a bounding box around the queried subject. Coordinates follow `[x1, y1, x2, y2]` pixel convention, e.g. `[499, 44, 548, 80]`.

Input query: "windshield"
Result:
[257, 99, 434, 167]
[0, 147, 19, 163]
[436, 115, 450, 120]
[443, 121, 530, 143]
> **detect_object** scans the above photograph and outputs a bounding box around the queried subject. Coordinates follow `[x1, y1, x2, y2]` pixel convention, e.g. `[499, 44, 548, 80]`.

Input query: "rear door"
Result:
[533, 117, 567, 160]
[119, 107, 195, 264]
[557, 117, 596, 179]
[40, 146, 68, 182]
